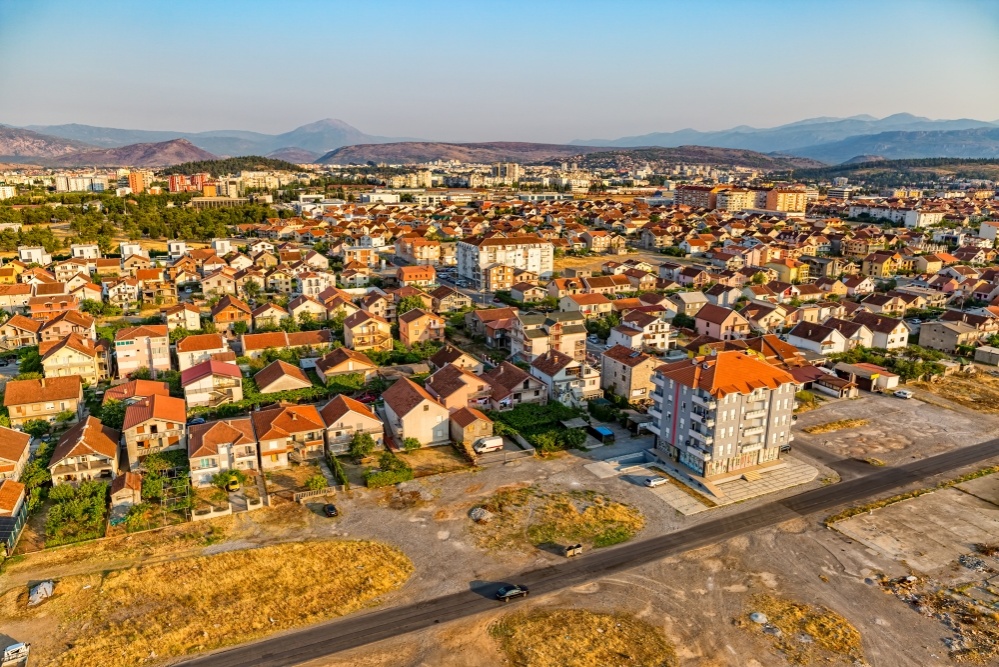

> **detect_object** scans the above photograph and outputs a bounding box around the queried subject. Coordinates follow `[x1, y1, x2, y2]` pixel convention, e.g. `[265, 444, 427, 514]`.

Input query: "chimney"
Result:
[40, 378, 46, 388]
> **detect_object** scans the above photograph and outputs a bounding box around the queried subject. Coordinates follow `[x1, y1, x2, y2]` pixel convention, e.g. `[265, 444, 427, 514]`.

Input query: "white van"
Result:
[473, 436, 504, 454]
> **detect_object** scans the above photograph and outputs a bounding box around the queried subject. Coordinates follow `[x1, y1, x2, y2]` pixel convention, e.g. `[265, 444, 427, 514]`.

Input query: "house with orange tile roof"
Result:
[0, 478, 27, 555]
[102, 379, 170, 405]
[319, 395, 384, 454]
[650, 350, 798, 479]
[188, 418, 259, 486]
[382, 377, 450, 447]
[122, 394, 188, 470]
[114, 324, 170, 379]
[0, 314, 41, 350]
[181, 360, 243, 408]
[239, 329, 334, 360]
[314, 347, 377, 384]
[0, 426, 30, 482]
[252, 403, 326, 467]
[3, 375, 83, 427]
[344, 310, 393, 353]
[398, 308, 445, 347]
[175, 333, 230, 371]
[558, 293, 614, 320]
[40, 333, 111, 385]
[48, 416, 120, 485]
[210, 295, 253, 332]
[449, 407, 493, 451]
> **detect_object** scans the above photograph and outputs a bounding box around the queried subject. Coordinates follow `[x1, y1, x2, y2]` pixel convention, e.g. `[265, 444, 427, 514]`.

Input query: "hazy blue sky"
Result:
[2, 0, 997, 142]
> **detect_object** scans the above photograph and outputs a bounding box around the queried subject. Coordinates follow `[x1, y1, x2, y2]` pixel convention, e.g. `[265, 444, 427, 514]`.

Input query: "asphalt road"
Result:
[176, 437, 999, 667]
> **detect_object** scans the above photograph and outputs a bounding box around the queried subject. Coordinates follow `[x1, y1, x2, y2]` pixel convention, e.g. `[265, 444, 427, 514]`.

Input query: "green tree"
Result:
[305, 474, 327, 491]
[396, 295, 425, 317]
[402, 437, 421, 452]
[23, 419, 51, 439]
[232, 321, 249, 335]
[99, 399, 127, 430]
[18, 347, 43, 374]
[349, 431, 377, 459]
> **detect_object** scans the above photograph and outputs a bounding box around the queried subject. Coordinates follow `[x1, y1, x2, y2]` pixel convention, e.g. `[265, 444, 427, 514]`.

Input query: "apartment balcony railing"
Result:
[648, 405, 662, 420]
[742, 425, 765, 437]
[688, 429, 714, 446]
[740, 442, 763, 453]
[744, 409, 767, 420]
[692, 394, 717, 410]
[52, 460, 113, 476]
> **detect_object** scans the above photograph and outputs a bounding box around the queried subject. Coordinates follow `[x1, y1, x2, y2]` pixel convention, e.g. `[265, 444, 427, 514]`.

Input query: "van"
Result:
[473, 436, 504, 454]
[644, 476, 669, 488]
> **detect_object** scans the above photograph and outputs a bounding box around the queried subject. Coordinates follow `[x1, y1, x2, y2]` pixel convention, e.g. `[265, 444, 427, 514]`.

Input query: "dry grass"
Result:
[397, 446, 472, 477]
[647, 466, 717, 507]
[471, 486, 644, 551]
[0, 539, 413, 667]
[266, 463, 323, 491]
[490, 609, 676, 667]
[802, 418, 869, 434]
[912, 373, 999, 413]
[741, 594, 864, 665]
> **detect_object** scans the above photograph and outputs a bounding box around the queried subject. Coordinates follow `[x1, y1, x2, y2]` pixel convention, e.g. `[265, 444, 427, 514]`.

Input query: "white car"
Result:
[644, 476, 669, 488]
[893, 389, 914, 399]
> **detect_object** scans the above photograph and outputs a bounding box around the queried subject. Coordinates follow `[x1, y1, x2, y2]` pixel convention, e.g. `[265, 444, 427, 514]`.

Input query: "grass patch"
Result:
[647, 466, 717, 508]
[741, 594, 864, 665]
[490, 608, 676, 667]
[826, 465, 999, 526]
[802, 418, 869, 434]
[0, 539, 413, 667]
[266, 463, 323, 492]
[912, 373, 999, 413]
[860, 457, 886, 466]
[471, 486, 644, 551]
[397, 445, 471, 477]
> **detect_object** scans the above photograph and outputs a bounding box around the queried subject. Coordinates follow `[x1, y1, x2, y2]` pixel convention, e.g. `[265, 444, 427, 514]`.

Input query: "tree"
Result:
[55, 410, 75, 425]
[232, 321, 249, 335]
[396, 295, 425, 317]
[243, 279, 262, 301]
[402, 437, 421, 452]
[23, 419, 51, 439]
[672, 313, 696, 329]
[99, 399, 127, 431]
[18, 347, 42, 374]
[305, 474, 327, 491]
[349, 431, 377, 459]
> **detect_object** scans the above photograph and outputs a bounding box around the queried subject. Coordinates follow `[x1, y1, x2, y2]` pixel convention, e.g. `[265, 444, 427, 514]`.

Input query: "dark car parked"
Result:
[495, 584, 529, 602]
[323, 503, 339, 517]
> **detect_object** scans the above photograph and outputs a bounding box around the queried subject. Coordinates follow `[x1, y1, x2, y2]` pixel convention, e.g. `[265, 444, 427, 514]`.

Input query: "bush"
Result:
[45, 480, 109, 547]
[23, 419, 51, 439]
[402, 437, 421, 452]
[364, 451, 414, 488]
[305, 474, 327, 491]
[349, 432, 376, 459]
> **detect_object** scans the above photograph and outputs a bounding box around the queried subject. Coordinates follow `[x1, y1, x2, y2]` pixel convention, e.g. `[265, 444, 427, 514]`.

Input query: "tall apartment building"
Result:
[649, 351, 797, 479]
[114, 325, 171, 379]
[765, 187, 808, 213]
[491, 162, 522, 184]
[0, 186, 15, 200]
[127, 171, 151, 194]
[456, 234, 554, 288]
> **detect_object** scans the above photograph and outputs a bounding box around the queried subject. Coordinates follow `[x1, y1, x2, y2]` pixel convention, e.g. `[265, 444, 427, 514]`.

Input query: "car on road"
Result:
[323, 503, 339, 517]
[188, 417, 206, 425]
[495, 584, 529, 602]
[893, 389, 915, 399]
[644, 476, 668, 488]
[779, 443, 792, 453]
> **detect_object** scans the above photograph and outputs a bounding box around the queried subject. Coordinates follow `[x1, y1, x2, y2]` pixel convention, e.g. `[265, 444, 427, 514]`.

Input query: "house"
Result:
[918, 320, 980, 353]
[344, 310, 393, 352]
[668, 291, 709, 317]
[823, 318, 874, 349]
[694, 304, 751, 341]
[480, 361, 548, 410]
[315, 347, 378, 384]
[188, 418, 259, 487]
[239, 330, 333, 359]
[425, 363, 492, 411]
[600, 345, 659, 404]
[40, 333, 110, 385]
[180, 361, 243, 408]
[0, 314, 41, 350]
[252, 303, 289, 330]
[832, 362, 900, 392]
[559, 293, 614, 319]
[429, 286, 472, 313]
[786, 321, 848, 355]
[0, 427, 30, 481]
[851, 312, 910, 350]
[510, 282, 546, 303]
[860, 293, 908, 316]
[608, 310, 672, 351]
[28, 295, 79, 322]
[382, 377, 450, 447]
[251, 403, 327, 466]
[530, 349, 601, 407]
[0, 478, 27, 554]
[211, 295, 253, 332]
[465, 307, 519, 337]
[162, 303, 202, 332]
[449, 407, 493, 451]
[122, 394, 188, 469]
[103, 379, 170, 406]
[109, 472, 142, 520]
[38, 310, 96, 343]
[175, 333, 229, 371]
[396, 265, 436, 287]
[287, 294, 328, 322]
[399, 308, 445, 346]
[114, 325, 170, 379]
[254, 360, 313, 394]
[4, 376, 83, 427]
[429, 344, 484, 374]
[48, 416, 120, 485]
[704, 284, 743, 308]
[319, 395, 384, 454]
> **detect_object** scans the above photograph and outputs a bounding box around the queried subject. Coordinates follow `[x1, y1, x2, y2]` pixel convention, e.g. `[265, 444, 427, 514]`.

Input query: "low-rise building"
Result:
[3, 376, 83, 427]
[319, 395, 384, 454]
[918, 320, 980, 353]
[480, 361, 548, 410]
[601, 345, 659, 404]
[122, 394, 188, 469]
[314, 347, 377, 384]
[114, 325, 170, 379]
[188, 418, 259, 487]
[449, 407, 493, 450]
[530, 349, 602, 407]
[180, 360, 243, 408]
[0, 427, 30, 481]
[48, 416, 120, 485]
[40, 333, 110, 385]
[344, 310, 393, 352]
[399, 308, 445, 346]
[382, 377, 450, 447]
[252, 403, 326, 467]
[253, 359, 313, 394]
[175, 333, 229, 371]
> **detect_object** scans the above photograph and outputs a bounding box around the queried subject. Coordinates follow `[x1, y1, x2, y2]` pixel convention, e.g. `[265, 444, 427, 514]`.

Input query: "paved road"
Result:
[176, 438, 999, 667]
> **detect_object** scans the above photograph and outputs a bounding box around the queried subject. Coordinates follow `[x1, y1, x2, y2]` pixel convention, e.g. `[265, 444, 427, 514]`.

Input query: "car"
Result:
[779, 443, 792, 453]
[323, 503, 339, 517]
[644, 476, 668, 488]
[893, 389, 915, 399]
[354, 392, 378, 403]
[495, 584, 529, 602]
[188, 417, 206, 425]
[225, 478, 240, 492]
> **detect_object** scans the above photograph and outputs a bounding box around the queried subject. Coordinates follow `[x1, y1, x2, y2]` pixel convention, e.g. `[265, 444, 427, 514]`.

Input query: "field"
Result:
[739, 594, 864, 665]
[912, 372, 999, 413]
[490, 609, 676, 667]
[0, 539, 413, 667]
[397, 446, 472, 477]
[471, 485, 644, 551]
[801, 418, 869, 435]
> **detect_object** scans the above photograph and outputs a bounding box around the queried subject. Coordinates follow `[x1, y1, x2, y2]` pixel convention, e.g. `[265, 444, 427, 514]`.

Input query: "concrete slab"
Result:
[956, 474, 999, 505]
[583, 461, 619, 479]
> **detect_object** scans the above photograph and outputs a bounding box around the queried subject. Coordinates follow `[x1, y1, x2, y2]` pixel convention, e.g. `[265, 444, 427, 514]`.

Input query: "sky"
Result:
[1, 0, 998, 142]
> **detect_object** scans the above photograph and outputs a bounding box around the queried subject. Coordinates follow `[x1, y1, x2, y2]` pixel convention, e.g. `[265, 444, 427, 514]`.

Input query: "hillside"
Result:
[318, 141, 616, 165]
[160, 156, 307, 177]
[0, 125, 93, 160]
[784, 157, 999, 187]
[53, 139, 218, 167]
[24, 118, 411, 156]
[266, 147, 321, 163]
[789, 127, 999, 164]
[572, 113, 998, 153]
[559, 146, 825, 171]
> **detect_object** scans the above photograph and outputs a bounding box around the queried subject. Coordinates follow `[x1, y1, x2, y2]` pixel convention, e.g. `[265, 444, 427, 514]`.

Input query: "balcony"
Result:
[692, 394, 717, 410]
[648, 405, 662, 420]
[684, 446, 712, 462]
[52, 459, 113, 477]
[690, 411, 714, 428]
[742, 425, 765, 437]
[688, 429, 713, 446]
[740, 442, 763, 453]
[744, 409, 767, 420]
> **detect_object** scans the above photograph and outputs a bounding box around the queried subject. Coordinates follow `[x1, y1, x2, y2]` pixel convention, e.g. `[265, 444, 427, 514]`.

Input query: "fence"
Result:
[192, 503, 233, 521]
[292, 486, 344, 503]
[475, 435, 536, 466]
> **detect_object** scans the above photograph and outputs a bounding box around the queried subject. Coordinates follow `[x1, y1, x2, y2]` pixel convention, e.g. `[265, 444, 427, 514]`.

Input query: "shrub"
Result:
[402, 437, 421, 452]
[23, 419, 51, 439]
[349, 432, 376, 459]
[364, 451, 414, 488]
[305, 474, 327, 491]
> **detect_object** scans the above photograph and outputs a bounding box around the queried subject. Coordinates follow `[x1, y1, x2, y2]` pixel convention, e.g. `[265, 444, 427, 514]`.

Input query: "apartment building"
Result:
[122, 394, 188, 469]
[188, 418, 259, 487]
[530, 349, 602, 407]
[650, 351, 797, 479]
[114, 325, 170, 379]
[456, 234, 554, 288]
[510, 311, 587, 362]
[3, 376, 83, 427]
[600, 345, 659, 404]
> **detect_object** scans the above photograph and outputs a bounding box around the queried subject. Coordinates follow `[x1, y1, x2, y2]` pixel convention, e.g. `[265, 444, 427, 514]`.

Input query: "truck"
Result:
[2, 643, 30, 666]
[473, 436, 504, 454]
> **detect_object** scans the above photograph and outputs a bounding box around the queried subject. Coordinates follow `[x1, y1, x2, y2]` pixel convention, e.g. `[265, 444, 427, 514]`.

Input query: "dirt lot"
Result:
[398, 446, 472, 477]
[792, 392, 999, 465]
[912, 372, 999, 413]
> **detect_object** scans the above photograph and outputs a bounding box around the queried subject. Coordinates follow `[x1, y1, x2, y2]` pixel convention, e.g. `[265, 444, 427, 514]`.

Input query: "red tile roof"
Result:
[122, 394, 187, 430]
